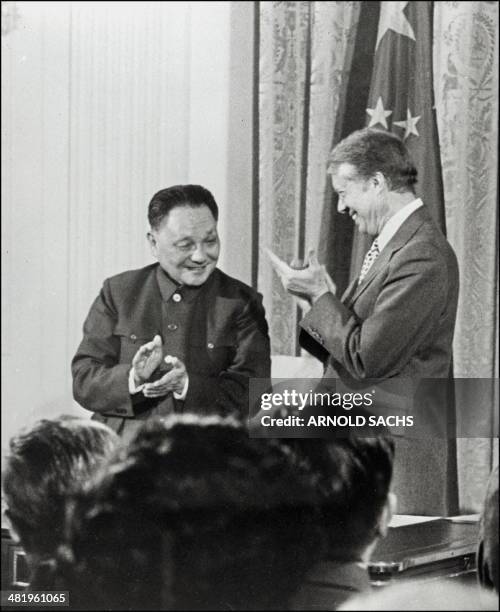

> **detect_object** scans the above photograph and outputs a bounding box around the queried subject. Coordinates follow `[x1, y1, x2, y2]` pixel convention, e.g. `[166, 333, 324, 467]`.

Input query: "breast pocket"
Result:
[190, 338, 238, 375]
[113, 327, 156, 364]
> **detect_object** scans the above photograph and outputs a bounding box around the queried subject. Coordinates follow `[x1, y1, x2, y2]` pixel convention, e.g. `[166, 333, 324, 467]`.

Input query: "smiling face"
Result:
[331, 162, 388, 236]
[147, 205, 220, 286]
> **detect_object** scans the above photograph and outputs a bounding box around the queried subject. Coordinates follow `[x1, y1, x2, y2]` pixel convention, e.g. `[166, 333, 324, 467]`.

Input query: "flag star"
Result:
[366, 97, 393, 129]
[376, 1, 416, 50]
[393, 108, 421, 139]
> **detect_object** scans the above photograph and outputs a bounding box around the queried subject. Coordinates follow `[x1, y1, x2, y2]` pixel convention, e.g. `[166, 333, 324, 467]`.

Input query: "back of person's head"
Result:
[2, 416, 119, 561]
[283, 434, 395, 559]
[478, 465, 499, 593]
[339, 579, 499, 611]
[148, 184, 219, 229]
[59, 414, 325, 610]
[328, 128, 417, 193]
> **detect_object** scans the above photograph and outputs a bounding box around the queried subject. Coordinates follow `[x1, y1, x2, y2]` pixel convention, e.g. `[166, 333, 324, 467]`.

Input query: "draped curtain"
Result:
[433, 1, 499, 511]
[258, 0, 498, 511]
[258, 1, 360, 356]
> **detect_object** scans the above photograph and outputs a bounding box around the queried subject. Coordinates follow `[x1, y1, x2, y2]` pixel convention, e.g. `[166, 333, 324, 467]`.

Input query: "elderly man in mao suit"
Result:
[72, 185, 271, 441]
[270, 128, 459, 515]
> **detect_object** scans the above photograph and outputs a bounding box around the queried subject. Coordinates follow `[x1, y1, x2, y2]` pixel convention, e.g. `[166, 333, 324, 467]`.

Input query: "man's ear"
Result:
[147, 231, 157, 253]
[371, 171, 389, 193]
[378, 492, 397, 538]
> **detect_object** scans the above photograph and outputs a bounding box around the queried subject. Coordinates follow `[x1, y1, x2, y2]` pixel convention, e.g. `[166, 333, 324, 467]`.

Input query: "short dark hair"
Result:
[148, 184, 219, 229]
[328, 128, 417, 193]
[2, 416, 119, 559]
[283, 434, 395, 556]
[59, 415, 325, 610]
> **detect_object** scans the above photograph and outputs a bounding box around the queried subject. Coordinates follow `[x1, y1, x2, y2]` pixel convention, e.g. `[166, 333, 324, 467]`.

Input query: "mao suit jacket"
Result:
[72, 264, 271, 435]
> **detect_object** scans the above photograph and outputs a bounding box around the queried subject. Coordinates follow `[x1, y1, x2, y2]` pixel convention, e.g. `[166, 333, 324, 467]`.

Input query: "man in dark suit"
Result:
[72, 185, 271, 438]
[269, 128, 459, 514]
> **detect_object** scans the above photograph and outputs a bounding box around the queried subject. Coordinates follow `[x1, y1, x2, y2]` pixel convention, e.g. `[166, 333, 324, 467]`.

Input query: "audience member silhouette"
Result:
[286, 434, 396, 610]
[57, 414, 325, 610]
[2, 416, 119, 586]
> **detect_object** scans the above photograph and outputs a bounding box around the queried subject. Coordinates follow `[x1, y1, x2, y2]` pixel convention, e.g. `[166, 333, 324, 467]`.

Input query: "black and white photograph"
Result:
[1, 1, 498, 609]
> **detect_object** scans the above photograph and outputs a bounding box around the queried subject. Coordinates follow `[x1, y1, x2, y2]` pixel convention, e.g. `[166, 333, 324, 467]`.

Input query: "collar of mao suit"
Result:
[155, 265, 207, 304]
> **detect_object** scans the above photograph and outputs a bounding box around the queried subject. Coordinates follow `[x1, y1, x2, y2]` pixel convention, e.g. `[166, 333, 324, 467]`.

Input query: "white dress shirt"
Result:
[377, 198, 424, 253]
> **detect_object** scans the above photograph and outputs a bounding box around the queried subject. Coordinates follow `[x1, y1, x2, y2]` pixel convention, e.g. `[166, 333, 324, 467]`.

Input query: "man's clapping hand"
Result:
[142, 356, 187, 398]
[266, 248, 336, 305]
[131, 334, 163, 386]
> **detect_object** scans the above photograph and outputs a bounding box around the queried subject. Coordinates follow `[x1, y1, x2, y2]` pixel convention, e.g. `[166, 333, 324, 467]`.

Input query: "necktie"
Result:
[358, 238, 380, 284]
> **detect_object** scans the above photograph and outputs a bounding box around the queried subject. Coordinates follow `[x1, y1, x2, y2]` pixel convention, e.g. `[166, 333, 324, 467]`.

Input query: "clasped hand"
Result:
[132, 334, 187, 398]
[265, 248, 336, 309]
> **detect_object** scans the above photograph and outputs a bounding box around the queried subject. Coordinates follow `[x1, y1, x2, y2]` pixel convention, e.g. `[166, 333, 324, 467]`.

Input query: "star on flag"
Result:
[366, 97, 392, 129]
[376, 1, 416, 50]
[393, 108, 421, 139]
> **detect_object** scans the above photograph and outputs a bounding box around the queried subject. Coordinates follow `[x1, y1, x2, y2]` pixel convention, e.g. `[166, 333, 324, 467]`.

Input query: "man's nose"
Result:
[190, 244, 207, 262]
[337, 199, 347, 214]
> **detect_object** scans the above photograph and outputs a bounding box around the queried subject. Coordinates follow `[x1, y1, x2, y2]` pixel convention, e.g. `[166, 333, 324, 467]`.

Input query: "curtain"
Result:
[433, 0, 499, 512]
[258, 1, 360, 355]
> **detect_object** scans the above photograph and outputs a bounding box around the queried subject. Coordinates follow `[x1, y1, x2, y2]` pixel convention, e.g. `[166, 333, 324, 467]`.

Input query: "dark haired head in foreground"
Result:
[285, 433, 396, 610]
[58, 415, 325, 610]
[285, 434, 395, 556]
[2, 416, 119, 570]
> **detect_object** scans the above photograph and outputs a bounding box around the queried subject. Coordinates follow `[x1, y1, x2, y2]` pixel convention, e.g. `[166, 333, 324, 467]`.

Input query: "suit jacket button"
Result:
[167, 323, 178, 331]
[207, 342, 214, 350]
[172, 293, 182, 303]
[130, 334, 137, 341]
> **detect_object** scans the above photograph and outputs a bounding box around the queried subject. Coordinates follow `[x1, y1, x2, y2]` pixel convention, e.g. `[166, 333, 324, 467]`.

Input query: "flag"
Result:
[319, 1, 381, 296]
[366, 0, 445, 232]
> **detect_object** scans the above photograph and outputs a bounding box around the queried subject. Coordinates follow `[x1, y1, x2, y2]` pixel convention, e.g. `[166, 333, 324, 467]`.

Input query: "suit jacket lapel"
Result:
[349, 244, 392, 302]
[348, 206, 430, 304]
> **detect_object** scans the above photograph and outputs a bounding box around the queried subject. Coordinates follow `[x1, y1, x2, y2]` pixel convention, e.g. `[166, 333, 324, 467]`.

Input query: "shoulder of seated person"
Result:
[105, 264, 158, 293]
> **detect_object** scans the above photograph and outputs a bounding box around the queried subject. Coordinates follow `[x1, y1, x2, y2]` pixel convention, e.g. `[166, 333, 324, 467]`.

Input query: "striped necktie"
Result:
[358, 238, 380, 284]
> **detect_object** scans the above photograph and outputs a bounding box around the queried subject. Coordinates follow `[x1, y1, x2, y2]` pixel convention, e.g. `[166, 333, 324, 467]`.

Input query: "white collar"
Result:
[376, 198, 423, 252]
